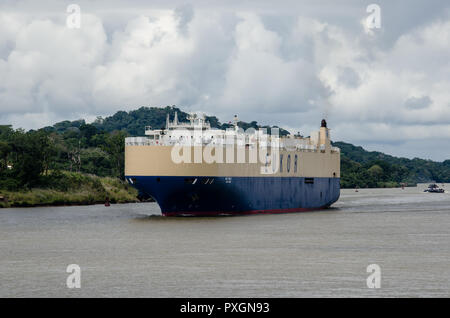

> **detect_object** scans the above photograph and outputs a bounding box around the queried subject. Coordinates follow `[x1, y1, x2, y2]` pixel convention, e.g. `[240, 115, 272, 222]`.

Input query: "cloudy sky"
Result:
[1, 0, 449, 160]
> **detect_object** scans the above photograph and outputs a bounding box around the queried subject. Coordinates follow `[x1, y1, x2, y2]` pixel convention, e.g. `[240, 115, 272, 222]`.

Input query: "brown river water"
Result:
[1, 184, 450, 297]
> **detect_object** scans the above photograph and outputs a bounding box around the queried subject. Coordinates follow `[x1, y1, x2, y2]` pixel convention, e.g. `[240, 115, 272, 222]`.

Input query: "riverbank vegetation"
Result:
[1, 106, 449, 207]
[335, 141, 450, 188]
[0, 123, 137, 207]
[0, 171, 138, 208]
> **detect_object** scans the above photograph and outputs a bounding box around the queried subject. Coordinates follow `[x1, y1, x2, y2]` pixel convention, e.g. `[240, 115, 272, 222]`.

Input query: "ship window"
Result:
[294, 154, 298, 173]
[287, 155, 291, 173]
[280, 154, 283, 173]
[305, 178, 314, 184]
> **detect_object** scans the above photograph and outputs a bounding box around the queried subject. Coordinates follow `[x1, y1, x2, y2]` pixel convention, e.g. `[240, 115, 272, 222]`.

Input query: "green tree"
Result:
[367, 164, 383, 179]
[9, 130, 49, 187]
[103, 130, 127, 178]
[0, 141, 11, 172]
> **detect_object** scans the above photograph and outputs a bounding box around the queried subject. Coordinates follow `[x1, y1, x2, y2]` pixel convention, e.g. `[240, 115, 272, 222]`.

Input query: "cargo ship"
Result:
[125, 113, 340, 216]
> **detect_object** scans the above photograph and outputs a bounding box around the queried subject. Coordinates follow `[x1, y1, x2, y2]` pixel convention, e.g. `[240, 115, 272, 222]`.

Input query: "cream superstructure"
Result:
[125, 113, 340, 178]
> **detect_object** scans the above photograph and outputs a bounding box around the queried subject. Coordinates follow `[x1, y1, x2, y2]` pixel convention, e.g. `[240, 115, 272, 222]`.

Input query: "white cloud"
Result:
[0, 13, 106, 123]
[218, 14, 326, 114]
[0, 1, 449, 160]
[317, 19, 450, 158]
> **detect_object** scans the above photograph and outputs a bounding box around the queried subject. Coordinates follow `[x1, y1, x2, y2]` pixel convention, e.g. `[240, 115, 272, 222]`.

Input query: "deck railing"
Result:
[124, 137, 338, 154]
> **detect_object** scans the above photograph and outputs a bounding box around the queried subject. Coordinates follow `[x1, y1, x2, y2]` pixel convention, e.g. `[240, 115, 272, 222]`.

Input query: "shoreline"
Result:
[0, 172, 141, 209]
[0, 198, 142, 209]
[0, 186, 144, 208]
[0, 185, 424, 209]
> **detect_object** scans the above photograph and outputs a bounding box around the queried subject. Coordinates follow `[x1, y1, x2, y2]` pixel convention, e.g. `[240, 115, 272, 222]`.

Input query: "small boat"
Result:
[105, 196, 110, 207]
[424, 184, 445, 193]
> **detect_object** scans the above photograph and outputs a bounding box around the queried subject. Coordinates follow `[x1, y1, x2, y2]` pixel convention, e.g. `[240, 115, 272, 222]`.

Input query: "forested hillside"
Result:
[1, 106, 449, 201]
[334, 141, 450, 188]
[46, 106, 290, 137]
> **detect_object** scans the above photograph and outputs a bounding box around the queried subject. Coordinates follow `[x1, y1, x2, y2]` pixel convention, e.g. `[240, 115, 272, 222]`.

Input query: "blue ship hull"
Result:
[126, 176, 340, 216]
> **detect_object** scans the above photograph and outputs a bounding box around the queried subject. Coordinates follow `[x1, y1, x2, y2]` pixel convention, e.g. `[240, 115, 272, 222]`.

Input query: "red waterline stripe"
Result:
[163, 206, 326, 216]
